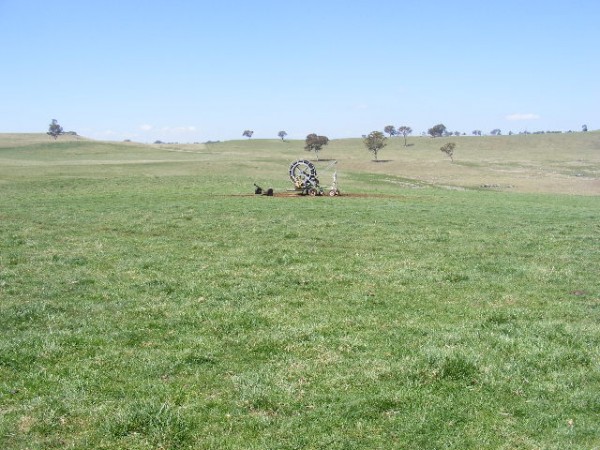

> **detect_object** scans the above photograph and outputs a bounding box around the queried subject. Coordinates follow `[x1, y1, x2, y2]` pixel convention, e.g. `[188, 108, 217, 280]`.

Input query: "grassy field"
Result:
[1, 133, 599, 449]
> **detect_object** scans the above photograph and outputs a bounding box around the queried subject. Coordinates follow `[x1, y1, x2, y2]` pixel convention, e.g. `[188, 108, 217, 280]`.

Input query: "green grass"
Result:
[1, 134, 599, 448]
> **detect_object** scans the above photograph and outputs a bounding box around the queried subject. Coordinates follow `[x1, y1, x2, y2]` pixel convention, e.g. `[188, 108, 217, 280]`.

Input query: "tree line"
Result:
[205, 121, 591, 164]
[44, 118, 589, 157]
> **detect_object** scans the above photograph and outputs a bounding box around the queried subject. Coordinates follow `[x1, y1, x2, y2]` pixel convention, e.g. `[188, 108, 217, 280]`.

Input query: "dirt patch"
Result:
[236, 192, 401, 199]
[18, 415, 35, 433]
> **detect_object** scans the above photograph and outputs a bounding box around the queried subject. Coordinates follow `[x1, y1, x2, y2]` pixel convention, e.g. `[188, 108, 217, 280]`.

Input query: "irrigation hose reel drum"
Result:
[288, 159, 340, 196]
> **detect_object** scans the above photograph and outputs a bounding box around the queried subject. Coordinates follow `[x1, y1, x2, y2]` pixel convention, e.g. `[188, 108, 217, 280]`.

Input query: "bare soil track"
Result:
[237, 192, 400, 199]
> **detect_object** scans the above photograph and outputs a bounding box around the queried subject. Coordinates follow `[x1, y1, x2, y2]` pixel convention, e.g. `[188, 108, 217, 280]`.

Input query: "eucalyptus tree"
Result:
[440, 142, 456, 162]
[47, 119, 64, 139]
[428, 123, 446, 138]
[304, 133, 329, 160]
[397, 125, 412, 146]
[364, 131, 387, 161]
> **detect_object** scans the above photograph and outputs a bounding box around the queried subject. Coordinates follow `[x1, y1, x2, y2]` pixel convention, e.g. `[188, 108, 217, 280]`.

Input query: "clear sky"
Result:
[1, 0, 598, 142]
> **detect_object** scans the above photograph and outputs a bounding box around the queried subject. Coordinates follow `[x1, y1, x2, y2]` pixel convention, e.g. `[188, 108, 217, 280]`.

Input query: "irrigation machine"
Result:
[254, 159, 340, 197]
[288, 159, 340, 196]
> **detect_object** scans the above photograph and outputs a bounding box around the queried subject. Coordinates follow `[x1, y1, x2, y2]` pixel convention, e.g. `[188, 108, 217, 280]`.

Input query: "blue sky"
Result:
[1, 0, 598, 142]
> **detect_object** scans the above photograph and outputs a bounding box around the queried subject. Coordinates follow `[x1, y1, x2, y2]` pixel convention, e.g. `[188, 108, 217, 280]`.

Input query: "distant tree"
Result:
[440, 142, 456, 162]
[384, 125, 397, 138]
[397, 125, 412, 146]
[582, 124, 588, 132]
[454, 131, 461, 136]
[472, 130, 482, 136]
[47, 119, 64, 140]
[304, 133, 329, 160]
[277, 130, 287, 141]
[428, 123, 446, 138]
[242, 130, 254, 139]
[364, 131, 387, 161]
[490, 129, 502, 136]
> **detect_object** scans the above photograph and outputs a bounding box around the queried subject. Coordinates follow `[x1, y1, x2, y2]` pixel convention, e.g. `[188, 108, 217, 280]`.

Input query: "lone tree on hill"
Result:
[397, 125, 412, 146]
[47, 119, 64, 139]
[242, 130, 254, 139]
[384, 125, 396, 137]
[428, 123, 446, 138]
[364, 131, 387, 161]
[440, 142, 456, 162]
[304, 133, 329, 160]
[278, 130, 287, 141]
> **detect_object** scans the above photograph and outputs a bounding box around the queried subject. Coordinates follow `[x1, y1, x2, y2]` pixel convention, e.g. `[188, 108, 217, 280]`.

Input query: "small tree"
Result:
[397, 125, 412, 146]
[47, 119, 64, 140]
[384, 125, 396, 138]
[428, 123, 446, 138]
[304, 133, 329, 160]
[242, 130, 254, 139]
[440, 142, 456, 162]
[490, 129, 502, 136]
[277, 130, 287, 141]
[472, 130, 482, 136]
[364, 131, 387, 161]
[582, 124, 588, 132]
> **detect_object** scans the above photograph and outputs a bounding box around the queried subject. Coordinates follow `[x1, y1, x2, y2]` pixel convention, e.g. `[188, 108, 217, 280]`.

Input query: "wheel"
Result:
[289, 160, 318, 190]
[328, 189, 337, 197]
[308, 188, 318, 196]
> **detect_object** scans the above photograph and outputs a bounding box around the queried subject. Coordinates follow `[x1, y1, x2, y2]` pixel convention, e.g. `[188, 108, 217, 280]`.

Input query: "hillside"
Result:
[1, 132, 598, 195]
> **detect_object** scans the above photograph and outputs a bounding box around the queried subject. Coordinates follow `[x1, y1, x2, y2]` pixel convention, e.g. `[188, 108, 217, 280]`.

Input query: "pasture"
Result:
[1, 133, 599, 448]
